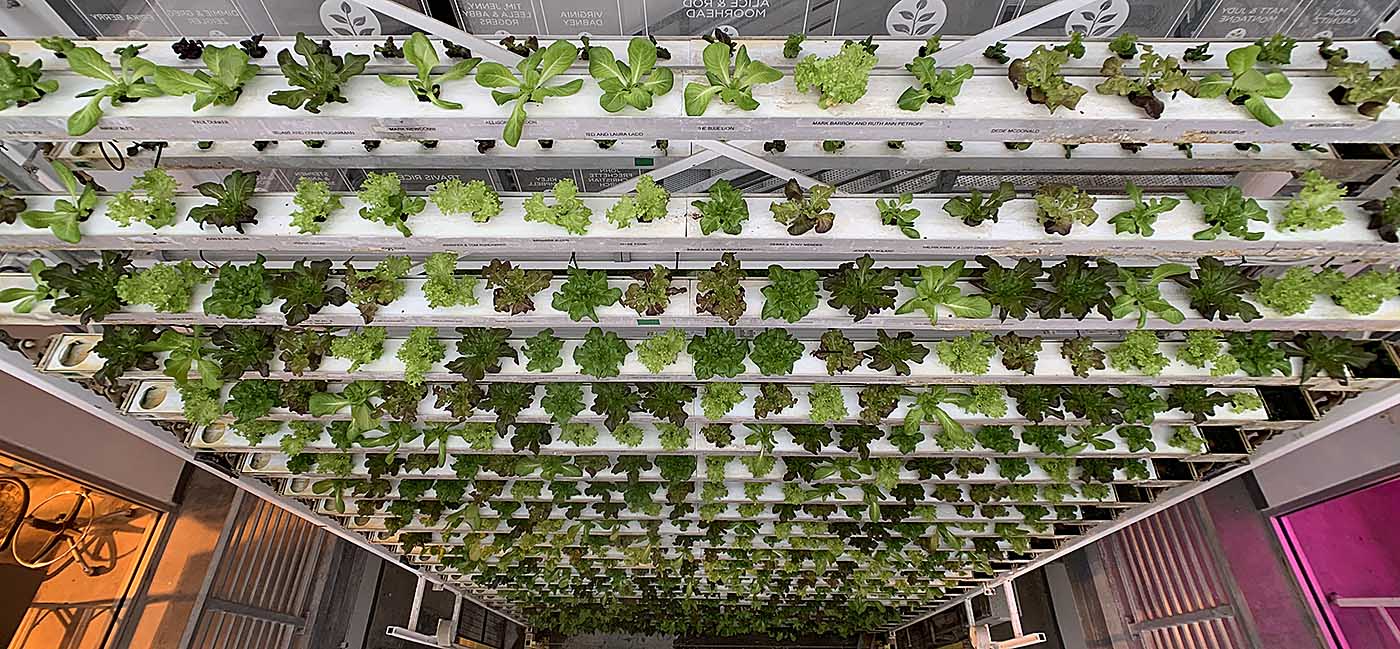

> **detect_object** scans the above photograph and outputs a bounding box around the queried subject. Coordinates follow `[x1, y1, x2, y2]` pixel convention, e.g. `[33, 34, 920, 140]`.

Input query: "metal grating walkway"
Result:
[181, 492, 337, 649]
[1100, 501, 1259, 649]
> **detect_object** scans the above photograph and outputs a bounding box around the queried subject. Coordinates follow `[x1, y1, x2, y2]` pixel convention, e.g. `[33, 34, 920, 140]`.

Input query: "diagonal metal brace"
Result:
[931, 0, 1100, 64]
[353, 0, 521, 63]
[603, 141, 823, 193]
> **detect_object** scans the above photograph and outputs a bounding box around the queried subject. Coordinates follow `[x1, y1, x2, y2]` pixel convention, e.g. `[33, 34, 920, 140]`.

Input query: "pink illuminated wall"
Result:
[1279, 476, 1400, 649]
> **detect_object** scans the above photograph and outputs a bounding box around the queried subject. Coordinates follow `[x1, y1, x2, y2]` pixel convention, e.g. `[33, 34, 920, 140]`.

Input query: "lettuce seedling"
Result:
[589, 36, 674, 112]
[329, 326, 386, 371]
[272, 259, 347, 325]
[750, 329, 804, 375]
[475, 40, 582, 146]
[942, 182, 1015, 227]
[897, 37, 974, 109]
[1286, 333, 1376, 382]
[63, 44, 162, 136]
[20, 161, 96, 243]
[865, 330, 928, 375]
[397, 327, 445, 386]
[936, 332, 993, 374]
[190, 170, 259, 233]
[142, 326, 222, 389]
[1109, 181, 1179, 236]
[974, 256, 1050, 321]
[377, 32, 480, 109]
[108, 168, 178, 229]
[1108, 330, 1170, 376]
[1277, 170, 1346, 232]
[688, 328, 748, 380]
[0, 260, 52, 314]
[0, 52, 58, 109]
[824, 254, 898, 321]
[116, 260, 206, 312]
[769, 180, 836, 235]
[269, 33, 369, 113]
[40, 251, 130, 324]
[154, 44, 258, 110]
[1007, 45, 1086, 113]
[761, 266, 819, 323]
[1042, 256, 1118, 320]
[1186, 186, 1268, 240]
[1060, 336, 1106, 377]
[1323, 49, 1400, 119]
[574, 327, 631, 378]
[521, 328, 564, 373]
[1110, 263, 1190, 327]
[684, 41, 782, 116]
[289, 177, 342, 234]
[1034, 184, 1097, 235]
[357, 172, 425, 237]
[1173, 257, 1261, 322]
[203, 257, 272, 319]
[1254, 34, 1296, 65]
[693, 179, 749, 235]
[1196, 45, 1291, 127]
[422, 252, 477, 309]
[481, 259, 551, 314]
[1108, 33, 1139, 59]
[696, 253, 746, 324]
[1096, 49, 1199, 118]
[876, 193, 920, 238]
[605, 175, 669, 228]
[896, 261, 992, 323]
[429, 179, 500, 222]
[523, 178, 592, 234]
[1362, 187, 1400, 242]
[794, 38, 878, 108]
[344, 256, 411, 322]
[622, 265, 685, 316]
[636, 328, 685, 373]
[447, 327, 515, 381]
[552, 267, 621, 322]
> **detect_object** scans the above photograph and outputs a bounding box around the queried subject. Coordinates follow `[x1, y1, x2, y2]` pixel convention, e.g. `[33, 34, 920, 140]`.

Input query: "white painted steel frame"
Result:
[887, 383, 1400, 631]
[0, 344, 526, 626]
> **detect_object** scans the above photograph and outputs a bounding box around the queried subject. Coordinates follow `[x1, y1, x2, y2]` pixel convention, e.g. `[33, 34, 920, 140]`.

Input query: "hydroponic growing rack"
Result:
[1, 21, 1399, 642]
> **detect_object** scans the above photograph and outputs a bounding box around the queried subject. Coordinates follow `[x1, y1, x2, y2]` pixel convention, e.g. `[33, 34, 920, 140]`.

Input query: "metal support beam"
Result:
[602, 148, 722, 193]
[354, 0, 521, 63]
[694, 141, 824, 189]
[892, 380, 1400, 632]
[934, 0, 1100, 64]
[0, 344, 526, 627]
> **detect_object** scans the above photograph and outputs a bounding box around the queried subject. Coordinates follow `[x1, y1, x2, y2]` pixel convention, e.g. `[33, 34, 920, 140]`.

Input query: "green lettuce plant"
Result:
[116, 260, 206, 312]
[553, 267, 621, 322]
[357, 172, 425, 237]
[693, 180, 748, 235]
[475, 40, 582, 146]
[605, 176, 669, 228]
[107, 168, 178, 229]
[897, 37, 974, 109]
[289, 178, 342, 234]
[423, 252, 478, 309]
[0, 52, 58, 110]
[794, 38, 878, 108]
[429, 179, 501, 222]
[1196, 44, 1292, 127]
[154, 44, 258, 110]
[588, 36, 674, 112]
[524, 178, 592, 234]
[895, 261, 992, 323]
[21, 161, 96, 243]
[684, 41, 781, 116]
[1277, 170, 1346, 232]
[377, 32, 480, 109]
[63, 44, 162, 136]
[268, 33, 369, 114]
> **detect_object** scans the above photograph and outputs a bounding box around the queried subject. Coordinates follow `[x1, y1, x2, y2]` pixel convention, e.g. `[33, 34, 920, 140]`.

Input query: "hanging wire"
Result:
[152, 141, 166, 169]
[98, 142, 125, 171]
